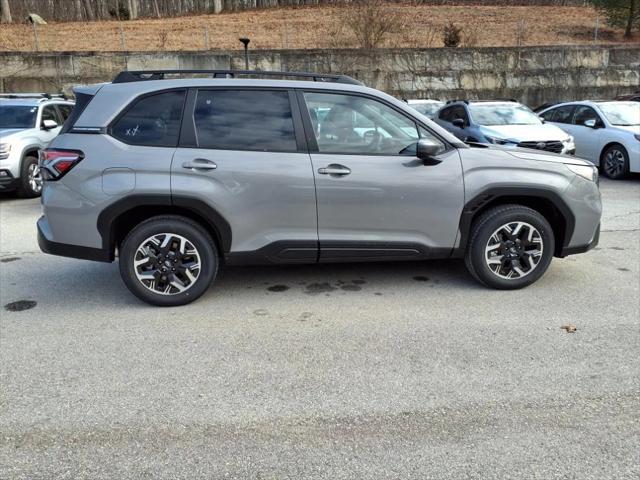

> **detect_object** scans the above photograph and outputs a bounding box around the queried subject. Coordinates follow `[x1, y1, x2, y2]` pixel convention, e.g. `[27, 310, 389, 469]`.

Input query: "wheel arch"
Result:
[599, 141, 627, 166]
[97, 195, 232, 260]
[20, 145, 41, 169]
[454, 187, 575, 258]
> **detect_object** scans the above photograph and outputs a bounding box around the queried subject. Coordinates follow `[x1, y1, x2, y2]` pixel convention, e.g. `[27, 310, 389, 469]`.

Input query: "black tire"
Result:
[600, 144, 629, 180]
[119, 215, 219, 306]
[17, 155, 42, 198]
[464, 205, 555, 290]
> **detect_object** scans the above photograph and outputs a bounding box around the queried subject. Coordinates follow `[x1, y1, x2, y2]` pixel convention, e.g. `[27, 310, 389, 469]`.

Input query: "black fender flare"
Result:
[452, 186, 575, 257]
[96, 194, 232, 256]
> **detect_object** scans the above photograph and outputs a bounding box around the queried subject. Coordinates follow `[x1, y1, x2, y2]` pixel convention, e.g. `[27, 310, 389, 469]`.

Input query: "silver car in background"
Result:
[539, 101, 640, 179]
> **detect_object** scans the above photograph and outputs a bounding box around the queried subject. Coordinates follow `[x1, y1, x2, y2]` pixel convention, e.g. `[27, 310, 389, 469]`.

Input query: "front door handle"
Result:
[318, 164, 351, 176]
[182, 158, 217, 171]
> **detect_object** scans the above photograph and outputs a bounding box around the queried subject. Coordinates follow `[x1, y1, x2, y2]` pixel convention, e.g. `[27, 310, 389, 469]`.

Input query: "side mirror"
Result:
[538, 115, 546, 123]
[42, 119, 58, 130]
[452, 118, 465, 128]
[416, 139, 444, 165]
[584, 119, 597, 129]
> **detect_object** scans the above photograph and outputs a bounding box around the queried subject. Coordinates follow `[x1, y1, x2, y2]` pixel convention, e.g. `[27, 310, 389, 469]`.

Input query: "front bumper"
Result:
[38, 216, 111, 262]
[560, 223, 600, 257]
[0, 170, 20, 192]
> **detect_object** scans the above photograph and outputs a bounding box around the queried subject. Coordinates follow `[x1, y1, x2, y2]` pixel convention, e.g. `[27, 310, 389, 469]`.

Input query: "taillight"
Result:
[39, 149, 84, 180]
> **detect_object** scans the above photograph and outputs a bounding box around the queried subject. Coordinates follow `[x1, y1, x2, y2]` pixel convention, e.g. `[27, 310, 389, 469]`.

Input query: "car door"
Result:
[540, 104, 576, 137]
[571, 105, 605, 163]
[171, 88, 318, 261]
[299, 90, 464, 261]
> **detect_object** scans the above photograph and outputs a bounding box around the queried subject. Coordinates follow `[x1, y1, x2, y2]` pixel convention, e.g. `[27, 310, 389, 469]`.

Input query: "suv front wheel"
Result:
[119, 216, 219, 306]
[465, 205, 555, 290]
[18, 155, 43, 198]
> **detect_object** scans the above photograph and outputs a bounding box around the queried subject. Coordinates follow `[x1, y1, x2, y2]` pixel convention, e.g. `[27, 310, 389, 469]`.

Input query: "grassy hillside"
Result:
[0, 3, 636, 52]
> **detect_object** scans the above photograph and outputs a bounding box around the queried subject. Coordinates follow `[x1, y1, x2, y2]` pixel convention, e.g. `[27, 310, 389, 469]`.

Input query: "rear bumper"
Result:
[560, 223, 600, 257]
[38, 216, 111, 262]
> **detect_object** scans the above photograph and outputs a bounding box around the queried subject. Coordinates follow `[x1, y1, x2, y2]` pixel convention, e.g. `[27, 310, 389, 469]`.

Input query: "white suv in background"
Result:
[0, 94, 75, 197]
[539, 101, 640, 179]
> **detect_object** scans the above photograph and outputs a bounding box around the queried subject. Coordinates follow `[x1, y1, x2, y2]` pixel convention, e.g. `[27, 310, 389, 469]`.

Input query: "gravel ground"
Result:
[0, 177, 638, 479]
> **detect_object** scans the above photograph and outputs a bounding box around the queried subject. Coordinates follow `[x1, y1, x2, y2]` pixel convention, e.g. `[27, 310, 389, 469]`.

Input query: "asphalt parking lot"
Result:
[1, 177, 639, 479]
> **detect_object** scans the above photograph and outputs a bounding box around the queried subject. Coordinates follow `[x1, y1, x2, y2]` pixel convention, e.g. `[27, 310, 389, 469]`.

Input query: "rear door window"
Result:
[193, 90, 297, 152]
[545, 105, 576, 124]
[41, 105, 61, 126]
[111, 90, 186, 147]
[56, 104, 74, 122]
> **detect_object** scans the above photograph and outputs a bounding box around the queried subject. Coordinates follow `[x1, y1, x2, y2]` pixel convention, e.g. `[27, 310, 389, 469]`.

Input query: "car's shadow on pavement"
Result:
[216, 258, 476, 296]
[1, 256, 478, 311]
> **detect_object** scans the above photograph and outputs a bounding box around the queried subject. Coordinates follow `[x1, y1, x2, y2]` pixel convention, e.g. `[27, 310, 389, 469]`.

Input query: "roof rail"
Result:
[112, 69, 363, 86]
[0, 92, 67, 100]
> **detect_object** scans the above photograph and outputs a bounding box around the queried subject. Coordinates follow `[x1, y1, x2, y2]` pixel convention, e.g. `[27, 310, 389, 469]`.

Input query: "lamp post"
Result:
[239, 37, 250, 70]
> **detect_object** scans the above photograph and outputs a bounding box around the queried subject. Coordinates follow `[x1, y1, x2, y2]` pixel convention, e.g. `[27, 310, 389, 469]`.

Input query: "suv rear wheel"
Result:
[465, 205, 555, 290]
[17, 155, 42, 198]
[119, 216, 219, 306]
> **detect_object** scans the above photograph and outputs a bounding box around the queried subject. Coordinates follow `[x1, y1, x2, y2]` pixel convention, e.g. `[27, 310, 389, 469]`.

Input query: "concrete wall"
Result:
[1, 45, 638, 106]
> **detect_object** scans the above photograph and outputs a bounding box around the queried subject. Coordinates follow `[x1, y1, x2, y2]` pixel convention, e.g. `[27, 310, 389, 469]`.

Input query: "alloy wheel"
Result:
[27, 163, 42, 194]
[604, 149, 625, 178]
[485, 221, 544, 280]
[134, 233, 201, 295]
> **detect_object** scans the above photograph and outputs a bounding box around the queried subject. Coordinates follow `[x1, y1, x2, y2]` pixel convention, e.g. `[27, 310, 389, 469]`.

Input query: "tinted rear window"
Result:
[544, 105, 576, 124]
[60, 93, 91, 134]
[111, 90, 186, 147]
[193, 90, 297, 152]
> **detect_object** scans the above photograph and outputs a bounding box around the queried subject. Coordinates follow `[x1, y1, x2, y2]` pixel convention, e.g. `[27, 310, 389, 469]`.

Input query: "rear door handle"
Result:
[182, 158, 217, 171]
[318, 164, 351, 176]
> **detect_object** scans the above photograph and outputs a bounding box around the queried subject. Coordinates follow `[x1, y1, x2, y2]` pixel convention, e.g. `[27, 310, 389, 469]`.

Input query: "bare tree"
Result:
[83, 0, 95, 20]
[342, 0, 401, 49]
[128, 0, 139, 20]
[1, 0, 12, 23]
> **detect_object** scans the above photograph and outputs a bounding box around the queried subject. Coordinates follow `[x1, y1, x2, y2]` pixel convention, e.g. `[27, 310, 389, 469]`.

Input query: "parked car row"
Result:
[406, 96, 640, 179]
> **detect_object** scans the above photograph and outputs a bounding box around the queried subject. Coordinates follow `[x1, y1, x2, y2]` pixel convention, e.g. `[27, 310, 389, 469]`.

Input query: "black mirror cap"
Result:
[452, 118, 465, 128]
[416, 139, 444, 164]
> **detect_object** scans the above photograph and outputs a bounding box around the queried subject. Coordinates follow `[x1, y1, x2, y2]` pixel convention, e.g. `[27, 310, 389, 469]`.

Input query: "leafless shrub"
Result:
[461, 23, 482, 47]
[516, 19, 528, 46]
[342, 0, 402, 49]
[443, 21, 461, 47]
[158, 30, 168, 49]
[394, 21, 440, 48]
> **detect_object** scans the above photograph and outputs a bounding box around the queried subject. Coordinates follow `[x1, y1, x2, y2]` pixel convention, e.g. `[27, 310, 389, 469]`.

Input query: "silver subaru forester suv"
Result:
[38, 70, 602, 306]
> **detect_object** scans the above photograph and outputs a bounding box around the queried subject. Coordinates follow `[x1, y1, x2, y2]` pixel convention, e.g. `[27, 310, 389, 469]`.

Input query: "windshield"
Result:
[598, 102, 640, 126]
[409, 103, 443, 118]
[0, 105, 38, 129]
[469, 103, 541, 126]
